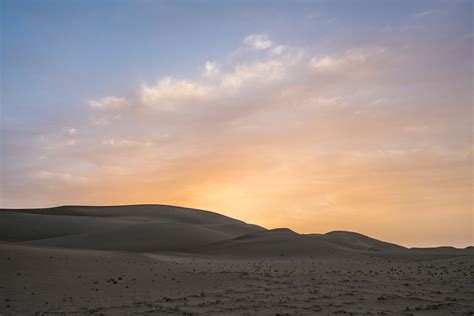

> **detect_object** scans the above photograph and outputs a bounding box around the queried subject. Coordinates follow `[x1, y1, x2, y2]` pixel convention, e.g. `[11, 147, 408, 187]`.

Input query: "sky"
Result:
[1, 0, 472, 247]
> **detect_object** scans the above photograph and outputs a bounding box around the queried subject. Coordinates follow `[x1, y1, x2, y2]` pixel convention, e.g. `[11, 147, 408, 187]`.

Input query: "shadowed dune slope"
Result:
[191, 228, 365, 258]
[0, 211, 130, 242]
[0, 205, 265, 252]
[24, 223, 234, 252]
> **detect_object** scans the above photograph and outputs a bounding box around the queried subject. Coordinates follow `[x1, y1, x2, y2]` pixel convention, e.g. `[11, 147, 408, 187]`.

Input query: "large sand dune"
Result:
[2, 204, 469, 257]
[1, 205, 265, 252]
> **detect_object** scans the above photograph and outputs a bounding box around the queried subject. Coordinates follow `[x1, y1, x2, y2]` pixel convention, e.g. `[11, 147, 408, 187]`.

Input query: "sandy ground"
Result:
[1, 205, 473, 315]
[1, 244, 473, 315]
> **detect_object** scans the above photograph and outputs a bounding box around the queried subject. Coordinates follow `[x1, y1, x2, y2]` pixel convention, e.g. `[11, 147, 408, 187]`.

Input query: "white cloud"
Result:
[371, 98, 388, 106]
[33, 170, 90, 183]
[85, 36, 391, 121]
[92, 114, 121, 127]
[271, 45, 285, 55]
[416, 10, 433, 17]
[140, 77, 213, 110]
[203, 61, 220, 78]
[139, 58, 289, 109]
[244, 33, 273, 50]
[87, 34, 304, 113]
[92, 117, 109, 127]
[89, 96, 128, 110]
[67, 127, 77, 136]
[102, 138, 154, 148]
[310, 55, 342, 72]
[315, 96, 343, 105]
[62, 127, 78, 146]
[220, 60, 286, 92]
[310, 47, 387, 73]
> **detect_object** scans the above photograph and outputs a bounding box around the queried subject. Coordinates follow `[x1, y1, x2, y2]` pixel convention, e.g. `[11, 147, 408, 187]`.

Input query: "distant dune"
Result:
[1, 204, 471, 257]
[191, 228, 364, 258]
[311, 231, 407, 252]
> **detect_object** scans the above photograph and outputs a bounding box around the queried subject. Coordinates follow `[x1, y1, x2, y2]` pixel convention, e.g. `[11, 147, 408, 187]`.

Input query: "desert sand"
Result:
[1, 205, 473, 315]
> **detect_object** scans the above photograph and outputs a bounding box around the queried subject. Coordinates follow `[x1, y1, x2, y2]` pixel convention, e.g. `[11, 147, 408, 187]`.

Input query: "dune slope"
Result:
[191, 228, 364, 258]
[1, 205, 471, 257]
[313, 231, 407, 252]
[1, 205, 265, 252]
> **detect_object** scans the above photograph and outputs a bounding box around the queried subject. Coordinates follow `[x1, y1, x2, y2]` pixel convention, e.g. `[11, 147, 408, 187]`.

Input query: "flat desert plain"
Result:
[1, 205, 473, 315]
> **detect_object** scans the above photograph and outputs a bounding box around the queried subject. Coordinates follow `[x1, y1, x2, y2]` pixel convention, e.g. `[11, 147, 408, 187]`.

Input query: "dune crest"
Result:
[0, 205, 471, 257]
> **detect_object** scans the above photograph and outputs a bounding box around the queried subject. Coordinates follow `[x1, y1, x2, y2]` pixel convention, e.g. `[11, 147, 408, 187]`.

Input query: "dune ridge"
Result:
[0, 204, 471, 257]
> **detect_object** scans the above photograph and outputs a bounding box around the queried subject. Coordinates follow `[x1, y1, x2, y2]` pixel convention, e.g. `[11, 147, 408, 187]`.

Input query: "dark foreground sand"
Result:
[1, 205, 473, 315]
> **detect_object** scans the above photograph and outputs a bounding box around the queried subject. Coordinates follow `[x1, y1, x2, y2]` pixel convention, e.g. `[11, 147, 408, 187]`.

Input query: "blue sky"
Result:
[1, 0, 473, 247]
[4, 0, 462, 120]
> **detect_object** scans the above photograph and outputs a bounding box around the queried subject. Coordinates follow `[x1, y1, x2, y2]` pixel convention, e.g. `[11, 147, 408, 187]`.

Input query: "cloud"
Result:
[244, 33, 273, 50]
[310, 47, 387, 73]
[89, 96, 128, 110]
[140, 77, 213, 110]
[416, 10, 433, 17]
[59, 127, 78, 146]
[271, 45, 285, 55]
[89, 34, 305, 118]
[67, 128, 77, 136]
[88, 35, 299, 114]
[33, 170, 90, 184]
[203, 61, 220, 78]
[315, 96, 344, 106]
[101, 138, 154, 148]
[310, 55, 340, 71]
[220, 59, 287, 92]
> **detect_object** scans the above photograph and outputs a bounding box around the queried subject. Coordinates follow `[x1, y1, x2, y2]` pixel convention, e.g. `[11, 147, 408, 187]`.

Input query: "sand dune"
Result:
[24, 223, 235, 252]
[1, 210, 132, 242]
[6, 204, 258, 224]
[1, 205, 265, 252]
[313, 231, 407, 252]
[192, 228, 363, 258]
[1, 205, 471, 257]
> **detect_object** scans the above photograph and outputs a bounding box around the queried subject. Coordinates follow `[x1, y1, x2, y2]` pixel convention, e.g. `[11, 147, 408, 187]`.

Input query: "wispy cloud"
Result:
[33, 170, 90, 184]
[89, 96, 128, 111]
[415, 10, 433, 17]
[309, 47, 388, 74]
[244, 33, 273, 50]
